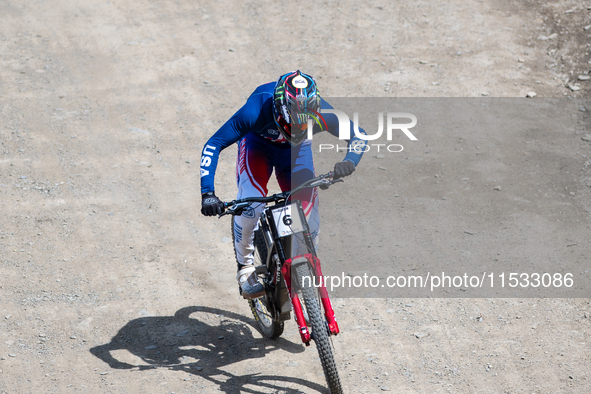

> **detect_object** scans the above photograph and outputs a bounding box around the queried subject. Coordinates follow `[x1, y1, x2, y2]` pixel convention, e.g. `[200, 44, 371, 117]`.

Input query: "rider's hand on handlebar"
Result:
[333, 161, 355, 180]
[201, 192, 226, 216]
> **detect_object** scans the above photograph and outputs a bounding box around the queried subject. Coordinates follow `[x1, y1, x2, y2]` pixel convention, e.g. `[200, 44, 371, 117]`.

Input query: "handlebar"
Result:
[218, 171, 343, 218]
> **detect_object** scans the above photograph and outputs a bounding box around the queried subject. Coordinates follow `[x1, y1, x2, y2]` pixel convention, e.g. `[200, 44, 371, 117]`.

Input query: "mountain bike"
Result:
[219, 172, 343, 394]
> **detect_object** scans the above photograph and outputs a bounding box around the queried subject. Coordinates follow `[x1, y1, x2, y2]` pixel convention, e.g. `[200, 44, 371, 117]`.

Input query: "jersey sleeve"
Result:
[318, 98, 367, 166]
[200, 97, 265, 194]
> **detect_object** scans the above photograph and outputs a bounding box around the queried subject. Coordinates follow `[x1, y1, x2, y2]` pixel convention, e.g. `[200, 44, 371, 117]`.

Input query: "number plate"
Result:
[271, 203, 305, 238]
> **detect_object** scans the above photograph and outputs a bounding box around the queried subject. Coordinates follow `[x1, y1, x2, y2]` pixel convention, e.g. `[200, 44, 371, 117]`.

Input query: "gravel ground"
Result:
[1, 0, 590, 393]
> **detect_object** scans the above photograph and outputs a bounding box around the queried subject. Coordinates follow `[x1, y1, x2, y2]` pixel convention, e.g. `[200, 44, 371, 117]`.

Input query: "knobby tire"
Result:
[295, 263, 343, 394]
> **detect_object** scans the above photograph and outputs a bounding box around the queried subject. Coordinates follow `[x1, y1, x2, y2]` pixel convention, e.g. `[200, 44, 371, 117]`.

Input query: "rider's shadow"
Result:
[90, 306, 328, 394]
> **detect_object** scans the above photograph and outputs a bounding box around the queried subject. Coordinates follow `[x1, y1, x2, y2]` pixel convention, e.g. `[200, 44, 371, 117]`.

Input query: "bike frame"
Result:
[258, 199, 339, 345]
[221, 172, 341, 345]
[221, 172, 344, 393]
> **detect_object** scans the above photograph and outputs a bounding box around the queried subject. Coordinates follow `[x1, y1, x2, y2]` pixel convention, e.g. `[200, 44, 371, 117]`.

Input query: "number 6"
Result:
[283, 215, 292, 226]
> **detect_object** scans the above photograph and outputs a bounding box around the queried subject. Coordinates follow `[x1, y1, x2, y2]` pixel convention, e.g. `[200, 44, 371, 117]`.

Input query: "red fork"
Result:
[282, 254, 340, 343]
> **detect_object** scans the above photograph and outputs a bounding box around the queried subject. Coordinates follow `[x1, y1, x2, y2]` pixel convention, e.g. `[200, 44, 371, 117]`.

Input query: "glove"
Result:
[333, 161, 355, 179]
[201, 192, 225, 216]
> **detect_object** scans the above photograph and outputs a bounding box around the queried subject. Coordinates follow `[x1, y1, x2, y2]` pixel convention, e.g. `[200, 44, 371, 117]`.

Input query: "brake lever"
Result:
[322, 179, 344, 188]
[218, 201, 251, 218]
[217, 210, 231, 219]
[313, 177, 342, 190]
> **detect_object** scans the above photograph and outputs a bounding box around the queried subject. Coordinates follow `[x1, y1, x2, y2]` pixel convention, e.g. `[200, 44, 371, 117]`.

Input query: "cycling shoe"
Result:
[237, 266, 265, 299]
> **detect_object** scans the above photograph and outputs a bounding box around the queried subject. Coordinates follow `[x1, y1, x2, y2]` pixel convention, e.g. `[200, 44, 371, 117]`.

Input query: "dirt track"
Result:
[1, 1, 590, 393]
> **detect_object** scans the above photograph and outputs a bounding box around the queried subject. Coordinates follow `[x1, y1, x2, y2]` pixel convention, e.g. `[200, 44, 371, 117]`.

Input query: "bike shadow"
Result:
[90, 306, 328, 393]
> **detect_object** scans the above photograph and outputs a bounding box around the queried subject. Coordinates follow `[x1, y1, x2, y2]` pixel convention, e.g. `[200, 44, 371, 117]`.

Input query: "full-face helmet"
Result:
[272, 70, 320, 146]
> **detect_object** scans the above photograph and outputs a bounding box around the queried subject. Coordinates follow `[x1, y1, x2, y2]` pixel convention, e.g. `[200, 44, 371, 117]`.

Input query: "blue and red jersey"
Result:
[200, 82, 365, 194]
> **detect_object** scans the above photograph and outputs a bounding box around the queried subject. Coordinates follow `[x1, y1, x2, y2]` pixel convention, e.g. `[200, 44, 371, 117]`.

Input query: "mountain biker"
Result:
[200, 70, 366, 299]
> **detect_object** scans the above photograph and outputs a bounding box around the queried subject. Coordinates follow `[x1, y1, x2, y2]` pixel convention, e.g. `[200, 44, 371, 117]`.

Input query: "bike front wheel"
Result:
[294, 262, 343, 394]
